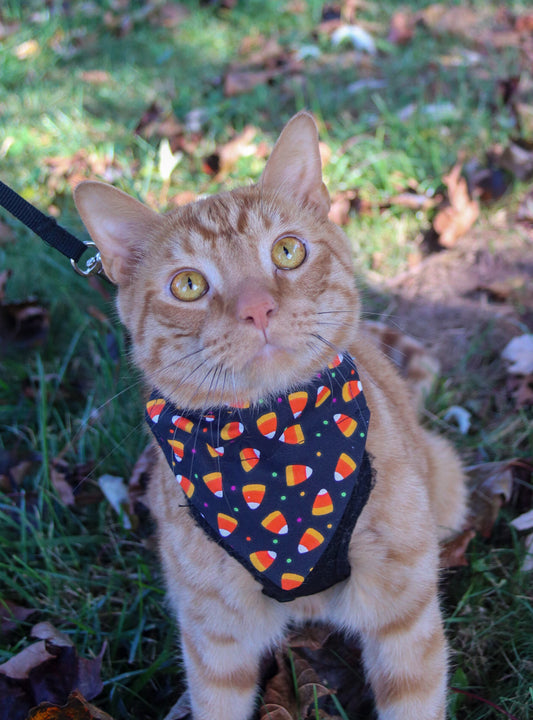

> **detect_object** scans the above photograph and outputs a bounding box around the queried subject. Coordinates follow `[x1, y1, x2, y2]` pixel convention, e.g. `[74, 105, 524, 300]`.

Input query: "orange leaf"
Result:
[27, 690, 114, 720]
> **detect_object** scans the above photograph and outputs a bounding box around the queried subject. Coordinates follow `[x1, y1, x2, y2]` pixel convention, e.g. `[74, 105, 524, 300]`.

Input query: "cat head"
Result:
[74, 112, 360, 408]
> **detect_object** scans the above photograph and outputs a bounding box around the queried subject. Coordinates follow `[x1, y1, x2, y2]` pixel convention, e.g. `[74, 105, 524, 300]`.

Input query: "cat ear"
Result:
[74, 181, 163, 285]
[260, 111, 330, 217]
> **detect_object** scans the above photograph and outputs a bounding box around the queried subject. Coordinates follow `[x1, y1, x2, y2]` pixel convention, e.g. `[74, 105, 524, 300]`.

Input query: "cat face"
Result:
[75, 113, 360, 408]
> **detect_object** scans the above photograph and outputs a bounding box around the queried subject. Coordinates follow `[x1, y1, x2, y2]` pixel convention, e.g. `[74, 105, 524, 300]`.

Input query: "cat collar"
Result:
[146, 353, 373, 602]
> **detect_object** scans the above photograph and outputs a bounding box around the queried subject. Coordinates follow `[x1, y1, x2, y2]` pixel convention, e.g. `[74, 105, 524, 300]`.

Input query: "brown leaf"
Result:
[285, 626, 371, 719]
[388, 10, 415, 44]
[327, 190, 367, 226]
[0, 601, 37, 636]
[432, 163, 479, 248]
[260, 645, 334, 720]
[0, 292, 49, 350]
[204, 126, 258, 178]
[0, 624, 105, 718]
[497, 139, 533, 182]
[0, 449, 40, 492]
[224, 68, 278, 97]
[27, 690, 115, 720]
[0, 641, 55, 680]
[387, 192, 439, 211]
[48, 459, 97, 508]
[515, 12, 533, 33]
[167, 190, 198, 208]
[439, 528, 476, 568]
[0, 20, 20, 40]
[150, 3, 189, 29]
[517, 188, 533, 225]
[0, 219, 15, 244]
[507, 374, 533, 407]
[466, 460, 517, 537]
[80, 71, 111, 85]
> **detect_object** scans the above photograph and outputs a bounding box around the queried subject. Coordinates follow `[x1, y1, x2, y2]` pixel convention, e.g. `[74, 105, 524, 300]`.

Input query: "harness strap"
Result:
[0, 180, 88, 264]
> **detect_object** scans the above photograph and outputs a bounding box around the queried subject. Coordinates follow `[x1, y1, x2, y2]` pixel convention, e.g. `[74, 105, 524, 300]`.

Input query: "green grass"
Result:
[1, 1, 532, 719]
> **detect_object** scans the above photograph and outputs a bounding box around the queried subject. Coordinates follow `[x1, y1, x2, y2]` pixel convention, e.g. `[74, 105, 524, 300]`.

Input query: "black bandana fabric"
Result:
[145, 353, 373, 602]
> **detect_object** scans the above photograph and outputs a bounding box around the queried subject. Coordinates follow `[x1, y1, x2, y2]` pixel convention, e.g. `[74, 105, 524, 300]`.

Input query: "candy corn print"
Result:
[146, 353, 372, 601]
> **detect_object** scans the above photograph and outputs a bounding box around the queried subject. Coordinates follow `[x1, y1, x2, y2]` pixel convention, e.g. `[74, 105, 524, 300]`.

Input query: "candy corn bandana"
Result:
[146, 353, 373, 602]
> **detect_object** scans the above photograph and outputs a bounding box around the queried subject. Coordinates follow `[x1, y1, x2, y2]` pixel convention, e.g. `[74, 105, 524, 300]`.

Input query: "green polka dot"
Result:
[360, 432, 365, 437]
[233, 508, 239, 513]
[331, 372, 336, 378]
[316, 432, 321, 437]
[194, 474, 199, 479]
[272, 472, 278, 478]
[280, 495, 287, 501]
[341, 491, 347, 498]
[273, 539, 279, 545]
[323, 420, 329, 425]
[286, 558, 292, 564]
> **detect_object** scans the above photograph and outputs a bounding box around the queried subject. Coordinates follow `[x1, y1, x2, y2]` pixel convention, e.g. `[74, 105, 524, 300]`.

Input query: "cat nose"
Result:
[236, 286, 278, 333]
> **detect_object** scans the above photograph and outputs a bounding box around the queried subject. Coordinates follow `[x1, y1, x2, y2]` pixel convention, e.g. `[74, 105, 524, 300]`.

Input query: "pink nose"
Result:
[236, 286, 278, 332]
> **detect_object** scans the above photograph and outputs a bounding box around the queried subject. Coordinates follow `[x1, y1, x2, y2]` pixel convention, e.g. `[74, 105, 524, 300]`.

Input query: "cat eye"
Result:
[170, 270, 209, 301]
[271, 235, 307, 270]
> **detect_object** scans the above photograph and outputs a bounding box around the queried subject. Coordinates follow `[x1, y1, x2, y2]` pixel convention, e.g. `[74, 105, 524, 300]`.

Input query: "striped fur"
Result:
[74, 112, 466, 720]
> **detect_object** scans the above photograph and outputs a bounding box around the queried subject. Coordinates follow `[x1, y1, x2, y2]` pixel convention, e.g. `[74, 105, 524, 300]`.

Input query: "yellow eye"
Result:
[271, 235, 306, 270]
[170, 270, 208, 301]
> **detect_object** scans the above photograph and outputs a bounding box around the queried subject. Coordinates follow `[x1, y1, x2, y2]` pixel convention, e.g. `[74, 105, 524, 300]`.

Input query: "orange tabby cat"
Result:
[74, 112, 466, 720]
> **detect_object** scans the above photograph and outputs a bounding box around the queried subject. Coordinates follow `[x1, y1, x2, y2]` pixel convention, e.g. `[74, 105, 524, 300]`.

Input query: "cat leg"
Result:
[358, 591, 448, 720]
[330, 530, 448, 720]
[176, 594, 286, 720]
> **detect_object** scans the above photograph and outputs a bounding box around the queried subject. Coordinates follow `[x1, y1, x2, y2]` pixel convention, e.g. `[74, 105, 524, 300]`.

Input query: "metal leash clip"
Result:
[70, 241, 103, 277]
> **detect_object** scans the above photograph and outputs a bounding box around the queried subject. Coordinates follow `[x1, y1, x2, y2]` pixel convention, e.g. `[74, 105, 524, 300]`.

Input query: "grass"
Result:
[0, 1, 532, 719]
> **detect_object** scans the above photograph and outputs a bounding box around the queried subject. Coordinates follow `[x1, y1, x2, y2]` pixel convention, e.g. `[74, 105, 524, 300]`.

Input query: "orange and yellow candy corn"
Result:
[257, 412, 277, 438]
[146, 398, 165, 422]
[298, 528, 324, 554]
[217, 513, 238, 537]
[334, 413, 357, 437]
[240, 447, 260, 472]
[262, 510, 288, 535]
[334, 453, 356, 481]
[312, 488, 334, 515]
[243, 484, 265, 509]
[285, 464, 313, 486]
[249, 550, 277, 572]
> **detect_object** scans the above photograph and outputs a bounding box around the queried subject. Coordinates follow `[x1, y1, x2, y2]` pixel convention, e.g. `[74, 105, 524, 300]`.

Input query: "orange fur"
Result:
[75, 112, 466, 720]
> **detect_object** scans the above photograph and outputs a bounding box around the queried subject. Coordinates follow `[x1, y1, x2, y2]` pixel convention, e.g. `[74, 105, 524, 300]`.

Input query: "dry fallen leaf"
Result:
[0, 624, 106, 720]
[0, 600, 37, 636]
[260, 646, 335, 720]
[432, 162, 479, 248]
[205, 125, 258, 179]
[439, 529, 476, 568]
[80, 70, 111, 85]
[498, 138, 533, 182]
[387, 10, 415, 44]
[0, 278, 50, 350]
[27, 690, 115, 720]
[466, 460, 517, 537]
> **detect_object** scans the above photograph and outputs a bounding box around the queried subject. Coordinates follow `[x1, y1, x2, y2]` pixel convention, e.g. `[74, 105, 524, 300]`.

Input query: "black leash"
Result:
[0, 180, 103, 277]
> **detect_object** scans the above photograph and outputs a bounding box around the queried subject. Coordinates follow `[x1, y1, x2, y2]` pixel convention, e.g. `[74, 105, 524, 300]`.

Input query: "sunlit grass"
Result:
[1, 1, 531, 718]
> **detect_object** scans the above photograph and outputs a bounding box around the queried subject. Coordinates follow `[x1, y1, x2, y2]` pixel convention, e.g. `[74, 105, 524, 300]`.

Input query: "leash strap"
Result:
[0, 180, 102, 276]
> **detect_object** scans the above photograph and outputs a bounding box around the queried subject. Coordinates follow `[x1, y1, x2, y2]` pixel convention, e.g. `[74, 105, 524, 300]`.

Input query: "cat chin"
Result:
[237, 344, 326, 402]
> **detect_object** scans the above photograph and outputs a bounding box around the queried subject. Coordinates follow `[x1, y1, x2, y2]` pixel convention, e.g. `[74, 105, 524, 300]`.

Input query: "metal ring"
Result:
[70, 241, 104, 277]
